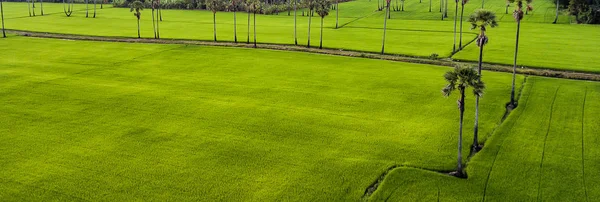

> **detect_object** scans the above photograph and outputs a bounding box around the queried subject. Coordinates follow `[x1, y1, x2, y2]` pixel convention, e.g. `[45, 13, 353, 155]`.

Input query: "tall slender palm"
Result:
[335, 0, 338, 28]
[429, 0, 432, 12]
[155, 0, 160, 38]
[458, 0, 468, 49]
[32, 0, 36, 16]
[381, 0, 390, 53]
[40, 0, 43, 16]
[93, 0, 96, 18]
[509, 0, 531, 107]
[306, 0, 316, 48]
[315, 0, 331, 49]
[468, 9, 497, 152]
[28, 0, 32, 17]
[444, 0, 448, 18]
[1, 0, 5, 38]
[442, 66, 485, 178]
[63, 0, 74, 17]
[151, 0, 157, 38]
[86, 0, 89, 17]
[251, 0, 260, 48]
[401, 0, 404, 11]
[552, 0, 559, 23]
[452, 0, 458, 53]
[130, 1, 143, 38]
[245, 0, 252, 44]
[229, 0, 240, 42]
[207, 0, 223, 41]
[294, 0, 298, 44]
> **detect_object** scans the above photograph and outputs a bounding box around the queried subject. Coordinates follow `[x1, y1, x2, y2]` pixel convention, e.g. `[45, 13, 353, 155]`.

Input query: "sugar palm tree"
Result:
[458, 0, 468, 49]
[442, 65, 485, 178]
[63, 0, 74, 17]
[509, 0, 531, 107]
[429, 0, 432, 12]
[524, 0, 531, 14]
[1, 0, 5, 38]
[315, 0, 331, 49]
[207, 0, 224, 41]
[229, 0, 241, 42]
[453, 0, 459, 53]
[40, 0, 44, 16]
[251, 0, 260, 48]
[381, 0, 390, 54]
[468, 9, 497, 152]
[306, 0, 316, 47]
[93, 0, 97, 18]
[86, 0, 89, 17]
[552, 0, 559, 23]
[334, 0, 339, 28]
[151, 0, 158, 38]
[294, 0, 298, 44]
[245, 0, 252, 44]
[505, 0, 514, 14]
[130, 1, 143, 38]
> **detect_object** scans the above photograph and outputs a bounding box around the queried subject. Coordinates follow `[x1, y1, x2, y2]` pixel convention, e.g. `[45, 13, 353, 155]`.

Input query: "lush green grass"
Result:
[2, 1, 600, 73]
[0, 36, 523, 200]
[370, 76, 600, 201]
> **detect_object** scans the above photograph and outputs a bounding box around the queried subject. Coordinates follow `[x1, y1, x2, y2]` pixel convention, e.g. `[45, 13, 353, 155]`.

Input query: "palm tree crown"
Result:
[130, 1, 143, 19]
[443, 66, 485, 97]
[468, 9, 497, 46]
[315, 0, 331, 17]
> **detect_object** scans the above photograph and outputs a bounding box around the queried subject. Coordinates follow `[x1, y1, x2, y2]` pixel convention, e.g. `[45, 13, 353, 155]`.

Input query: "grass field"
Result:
[370, 76, 600, 201]
[2, 1, 600, 72]
[0, 36, 525, 200]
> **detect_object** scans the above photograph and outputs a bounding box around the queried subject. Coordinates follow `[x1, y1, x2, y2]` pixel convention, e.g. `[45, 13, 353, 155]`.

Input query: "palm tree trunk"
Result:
[439, 0, 442, 12]
[40, 0, 44, 16]
[253, 10, 257, 48]
[32, 0, 36, 16]
[381, 2, 389, 54]
[294, 0, 297, 44]
[481, 0, 484, 8]
[152, 8, 157, 38]
[247, 11, 251, 44]
[307, 10, 312, 48]
[510, 20, 520, 106]
[553, 0, 559, 23]
[458, 3, 464, 49]
[429, 0, 432, 12]
[335, 0, 339, 28]
[457, 87, 465, 176]
[401, 0, 404, 11]
[444, 0, 448, 18]
[159, 5, 162, 21]
[505, 3, 508, 14]
[453, 1, 458, 53]
[101, 0, 103, 9]
[86, 0, 89, 18]
[156, 8, 160, 38]
[137, 19, 140, 38]
[1, 0, 5, 38]
[213, 12, 217, 41]
[93, 0, 96, 18]
[28, 0, 32, 17]
[473, 32, 484, 152]
[288, 0, 291, 15]
[319, 17, 323, 49]
[234, 11, 237, 43]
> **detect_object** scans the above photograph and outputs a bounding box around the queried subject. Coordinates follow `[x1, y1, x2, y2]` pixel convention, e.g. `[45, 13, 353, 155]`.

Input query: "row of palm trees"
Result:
[442, 0, 532, 176]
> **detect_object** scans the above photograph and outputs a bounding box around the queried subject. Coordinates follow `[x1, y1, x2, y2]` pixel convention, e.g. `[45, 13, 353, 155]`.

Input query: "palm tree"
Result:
[151, 0, 158, 38]
[429, 0, 432, 12]
[401, 0, 404, 11]
[453, 0, 458, 53]
[93, 0, 97, 18]
[381, 0, 390, 53]
[1, 0, 5, 38]
[229, 0, 241, 42]
[505, 0, 514, 14]
[294, 0, 298, 44]
[306, 0, 316, 48]
[442, 65, 485, 178]
[40, 0, 44, 16]
[335, 0, 339, 28]
[130, 1, 143, 38]
[245, 0, 252, 44]
[458, 0, 468, 49]
[552, 0, 559, 23]
[524, 0, 531, 14]
[251, 0, 260, 48]
[63, 0, 74, 17]
[315, 0, 331, 49]
[467, 9, 497, 152]
[444, 0, 448, 18]
[509, 0, 531, 107]
[28, 0, 32, 17]
[86, 0, 89, 18]
[207, 0, 223, 41]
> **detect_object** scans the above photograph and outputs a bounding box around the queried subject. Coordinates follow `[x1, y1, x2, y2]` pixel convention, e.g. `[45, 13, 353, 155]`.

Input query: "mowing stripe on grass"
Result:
[536, 86, 560, 201]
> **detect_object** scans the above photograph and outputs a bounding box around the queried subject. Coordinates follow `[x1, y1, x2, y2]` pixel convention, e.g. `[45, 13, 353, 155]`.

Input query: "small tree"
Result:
[315, 0, 331, 49]
[442, 65, 485, 178]
[207, 0, 224, 41]
[467, 9, 497, 152]
[130, 1, 144, 38]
